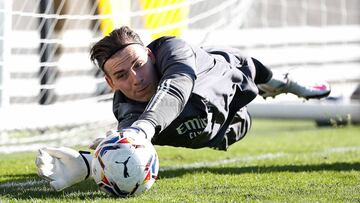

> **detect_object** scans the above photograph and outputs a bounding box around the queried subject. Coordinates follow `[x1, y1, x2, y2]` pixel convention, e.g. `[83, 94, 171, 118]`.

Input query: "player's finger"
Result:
[35, 153, 44, 167]
[50, 179, 67, 191]
[89, 137, 104, 150]
[35, 149, 45, 166]
[106, 129, 117, 137]
[36, 159, 54, 181]
[41, 147, 65, 159]
[35, 149, 53, 166]
[37, 165, 54, 182]
[36, 151, 58, 179]
[43, 147, 79, 159]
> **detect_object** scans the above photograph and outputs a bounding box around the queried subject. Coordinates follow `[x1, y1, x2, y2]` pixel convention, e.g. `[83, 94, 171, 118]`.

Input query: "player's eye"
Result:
[134, 62, 141, 69]
[115, 72, 128, 79]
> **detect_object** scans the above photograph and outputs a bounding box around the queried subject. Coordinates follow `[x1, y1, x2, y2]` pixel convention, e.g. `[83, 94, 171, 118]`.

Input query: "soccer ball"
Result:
[91, 129, 159, 197]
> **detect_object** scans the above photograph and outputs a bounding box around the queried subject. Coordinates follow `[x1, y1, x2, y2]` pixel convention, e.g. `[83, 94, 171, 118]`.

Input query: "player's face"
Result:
[103, 44, 159, 102]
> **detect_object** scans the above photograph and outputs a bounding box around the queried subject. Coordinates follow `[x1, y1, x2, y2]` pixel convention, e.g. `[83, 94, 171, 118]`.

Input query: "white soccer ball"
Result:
[91, 129, 159, 197]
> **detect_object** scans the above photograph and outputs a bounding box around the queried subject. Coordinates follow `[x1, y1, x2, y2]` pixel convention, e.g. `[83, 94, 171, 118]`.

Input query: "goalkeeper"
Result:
[35, 26, 330, 191]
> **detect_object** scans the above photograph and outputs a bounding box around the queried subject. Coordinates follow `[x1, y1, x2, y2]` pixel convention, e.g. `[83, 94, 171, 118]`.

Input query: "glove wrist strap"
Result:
[79, 151, 91, 180]
[131, 120, 155, 140]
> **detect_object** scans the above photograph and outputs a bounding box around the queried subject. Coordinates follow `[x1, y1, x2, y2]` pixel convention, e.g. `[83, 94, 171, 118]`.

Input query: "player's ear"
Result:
[146, 48, 155, 64]
[105, 75, 115, 90]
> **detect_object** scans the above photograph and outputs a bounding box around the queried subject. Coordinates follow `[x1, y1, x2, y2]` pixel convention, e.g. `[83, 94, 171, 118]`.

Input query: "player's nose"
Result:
[130, 69, 143, 86]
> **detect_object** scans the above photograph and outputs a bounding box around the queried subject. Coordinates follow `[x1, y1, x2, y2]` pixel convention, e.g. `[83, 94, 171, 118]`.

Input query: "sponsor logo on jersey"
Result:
[176, 117, 207, 139]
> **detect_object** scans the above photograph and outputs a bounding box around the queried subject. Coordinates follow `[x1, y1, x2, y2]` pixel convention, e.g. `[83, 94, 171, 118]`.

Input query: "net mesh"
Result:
[0, 0, 359, 152]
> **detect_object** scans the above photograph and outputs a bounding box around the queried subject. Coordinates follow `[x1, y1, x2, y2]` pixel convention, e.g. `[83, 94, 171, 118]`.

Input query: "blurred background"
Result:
[0, 0, 359, 153]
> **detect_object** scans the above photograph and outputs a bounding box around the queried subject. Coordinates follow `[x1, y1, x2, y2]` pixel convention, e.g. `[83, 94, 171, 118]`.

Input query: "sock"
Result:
[252, 57, 273, 84]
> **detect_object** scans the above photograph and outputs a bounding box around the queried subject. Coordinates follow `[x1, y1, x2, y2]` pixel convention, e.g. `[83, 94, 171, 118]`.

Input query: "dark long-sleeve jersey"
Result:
[112, 37, 258, 149]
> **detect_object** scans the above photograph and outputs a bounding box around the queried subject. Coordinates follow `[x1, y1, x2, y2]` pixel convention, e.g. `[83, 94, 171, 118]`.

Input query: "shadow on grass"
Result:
[160, 162, 360, 179]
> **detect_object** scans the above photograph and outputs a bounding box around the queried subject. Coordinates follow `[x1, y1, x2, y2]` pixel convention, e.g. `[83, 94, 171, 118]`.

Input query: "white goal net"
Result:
[0, 0, 359, 152]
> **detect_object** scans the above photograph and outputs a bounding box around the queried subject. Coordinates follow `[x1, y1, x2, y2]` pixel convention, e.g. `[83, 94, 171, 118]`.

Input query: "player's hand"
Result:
[89, 120, 155, 150]
[35, 147, 92, 191]
[89, 129, 116, 150]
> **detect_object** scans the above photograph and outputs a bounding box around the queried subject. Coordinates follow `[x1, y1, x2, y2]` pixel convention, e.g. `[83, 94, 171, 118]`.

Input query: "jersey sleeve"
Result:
[138, 38, 197, 133]
[112, 91, 147, 130]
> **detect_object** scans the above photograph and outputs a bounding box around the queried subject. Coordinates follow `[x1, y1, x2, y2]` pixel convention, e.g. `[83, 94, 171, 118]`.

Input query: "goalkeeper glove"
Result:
[35, 147, 92, 191]
[89, 119, 155, 150]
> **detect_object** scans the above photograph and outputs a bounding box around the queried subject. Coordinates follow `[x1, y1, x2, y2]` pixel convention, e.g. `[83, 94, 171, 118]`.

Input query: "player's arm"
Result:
[136, 37, 196, 137]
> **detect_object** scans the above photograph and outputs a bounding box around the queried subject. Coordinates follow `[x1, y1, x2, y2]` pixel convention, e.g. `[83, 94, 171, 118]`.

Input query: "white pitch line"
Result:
[325, 146, 360, 153]
[1, 146, 359, 188]
[160, 152, 286, 171]
[0, 180, 46, 188]
[160, 146, 360, 171]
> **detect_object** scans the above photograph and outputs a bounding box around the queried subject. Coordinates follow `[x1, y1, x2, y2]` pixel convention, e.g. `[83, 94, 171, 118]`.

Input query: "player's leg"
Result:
[213, 107, 252, 151]
[252, 57, 273, 84]
[232, 49, 330, 99]
[252, 58, 331, 99]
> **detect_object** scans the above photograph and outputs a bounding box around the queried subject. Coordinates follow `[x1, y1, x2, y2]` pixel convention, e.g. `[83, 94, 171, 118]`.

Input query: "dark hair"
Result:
[90, 26, 144, 72]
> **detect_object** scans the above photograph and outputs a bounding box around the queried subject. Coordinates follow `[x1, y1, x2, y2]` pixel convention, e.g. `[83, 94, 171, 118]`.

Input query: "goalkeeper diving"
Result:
[35, 26, 331, 191]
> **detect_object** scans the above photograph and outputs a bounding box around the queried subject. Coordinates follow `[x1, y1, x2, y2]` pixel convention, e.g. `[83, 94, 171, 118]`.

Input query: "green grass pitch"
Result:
[1, 119, 359, 202]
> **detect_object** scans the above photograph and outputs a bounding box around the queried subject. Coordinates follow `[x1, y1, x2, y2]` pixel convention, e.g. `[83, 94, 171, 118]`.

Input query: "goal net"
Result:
[0, 0, 359, 152]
